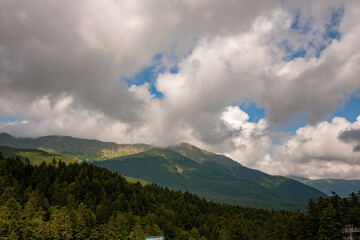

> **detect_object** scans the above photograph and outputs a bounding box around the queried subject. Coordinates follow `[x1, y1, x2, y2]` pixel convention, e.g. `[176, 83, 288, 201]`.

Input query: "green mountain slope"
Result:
[0, 145, 151, 186]
[171, 143, 326, 203]
[95, 147, 325, 210]
[289, 175, 360, 197]
[0, 132, 326, 210]
[170, 143, 240, 169]
[0, 132, 151, 161]
[0, 146, 75, 165]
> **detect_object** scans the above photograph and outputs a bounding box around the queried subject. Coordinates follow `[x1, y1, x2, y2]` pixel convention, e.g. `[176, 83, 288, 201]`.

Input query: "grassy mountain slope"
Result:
[0, 146, 75, 165]
[0, 132, 151, 161]
[289, 175, 360, 197]
[0, 132, 326, 210]
[170, 143, 240, 169]
[95, 147, 323, 210]
[171, 143, 326, 203]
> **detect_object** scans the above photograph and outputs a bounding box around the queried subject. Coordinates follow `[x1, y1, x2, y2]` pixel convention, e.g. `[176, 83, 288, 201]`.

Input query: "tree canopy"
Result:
[0, 153, 359, 239]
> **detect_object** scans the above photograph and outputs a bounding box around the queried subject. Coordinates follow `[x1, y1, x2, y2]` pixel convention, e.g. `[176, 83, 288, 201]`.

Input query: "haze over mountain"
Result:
[0, 132, 327, 210]
[288, 175, 360, 198]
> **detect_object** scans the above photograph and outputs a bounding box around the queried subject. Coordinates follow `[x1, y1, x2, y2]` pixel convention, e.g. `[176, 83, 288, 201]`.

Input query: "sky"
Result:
[0, 0, 360, 179]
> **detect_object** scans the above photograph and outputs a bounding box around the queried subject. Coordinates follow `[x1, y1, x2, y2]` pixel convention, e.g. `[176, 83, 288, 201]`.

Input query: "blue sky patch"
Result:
[283, 6, 344, 61]
[238, 100, 266, 123]
[0, 116, 21, 123]
[330, 92, 360, 123]
[122, 53, 165, 99]
[325, 7, 344, 41]
[275, 115, 308, 135]
[281, 42, 306, 61]
[290, 9, 312, 34]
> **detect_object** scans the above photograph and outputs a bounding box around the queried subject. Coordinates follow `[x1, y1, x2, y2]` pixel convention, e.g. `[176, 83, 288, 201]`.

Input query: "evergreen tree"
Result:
[318, 204, 342, 240]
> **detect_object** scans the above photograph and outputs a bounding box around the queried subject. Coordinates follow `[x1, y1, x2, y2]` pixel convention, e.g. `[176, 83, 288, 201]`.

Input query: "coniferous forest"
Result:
[1, 153, 360, 239]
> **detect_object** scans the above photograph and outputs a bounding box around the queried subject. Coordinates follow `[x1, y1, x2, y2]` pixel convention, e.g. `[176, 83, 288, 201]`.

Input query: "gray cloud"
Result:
[354, 145, 360, 152]
[339, 129, 360, 152]
[0, 0, 144, 122]
[1, 0, 360, 178]
[0, 0, 279, 123]
[339, 129, 360, 142]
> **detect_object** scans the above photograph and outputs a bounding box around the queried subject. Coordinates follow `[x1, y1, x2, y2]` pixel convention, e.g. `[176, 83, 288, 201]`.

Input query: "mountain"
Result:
[0, 132, 326, 210]
[0, 146, 75, 165]
[95, 144, 327, 210]
[0, 132, 152, 161]
[288, 175, 360, 198]
[171, 143, 324, 204]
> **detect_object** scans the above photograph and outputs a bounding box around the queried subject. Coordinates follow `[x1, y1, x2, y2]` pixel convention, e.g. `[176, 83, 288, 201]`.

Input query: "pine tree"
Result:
[318, 204, 342, 240]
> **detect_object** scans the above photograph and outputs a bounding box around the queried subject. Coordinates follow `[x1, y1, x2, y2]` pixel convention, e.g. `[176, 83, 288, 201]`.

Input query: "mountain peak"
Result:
[0, 132, 14, 138]
[170, 142, 215, 164]
[169, 142, 243, 170]
[0, 132, 18, 147]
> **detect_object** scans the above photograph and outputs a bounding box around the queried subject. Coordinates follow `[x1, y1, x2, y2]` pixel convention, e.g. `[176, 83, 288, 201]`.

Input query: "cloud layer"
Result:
[265, 116, 360, 179]
[0, 0, 360, 178]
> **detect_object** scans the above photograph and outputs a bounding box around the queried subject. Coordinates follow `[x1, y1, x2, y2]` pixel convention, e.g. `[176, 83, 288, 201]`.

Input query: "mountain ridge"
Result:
[94, 146, 327, 210]
[94, 147, 306, 209]
[0, 132, 152, 161]
[288, 175, 360, 197]
[0, 132, 327, 210]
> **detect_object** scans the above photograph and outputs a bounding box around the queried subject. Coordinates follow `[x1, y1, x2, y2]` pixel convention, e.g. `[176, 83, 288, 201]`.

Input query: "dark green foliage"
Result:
[1, 153, 359, 239]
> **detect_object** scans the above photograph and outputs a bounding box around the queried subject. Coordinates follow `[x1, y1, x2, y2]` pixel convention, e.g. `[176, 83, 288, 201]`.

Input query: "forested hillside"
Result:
[1, 153, 360, 239]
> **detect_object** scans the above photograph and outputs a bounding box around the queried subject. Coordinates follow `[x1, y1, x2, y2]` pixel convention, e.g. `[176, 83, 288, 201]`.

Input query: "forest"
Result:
[1, 153, 360, 239]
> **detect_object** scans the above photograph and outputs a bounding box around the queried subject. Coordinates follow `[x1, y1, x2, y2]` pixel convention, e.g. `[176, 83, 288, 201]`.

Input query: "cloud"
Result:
[156, 1, 360, 127]
[339, 128, 360, 152]
[339, 129, 360, 143]
[0, 0, 279, 131]
[257, 116, 360, 179]
[0, 0, 360, 178]
[211, 106, 272, 167]
[221, 106, 250, 130]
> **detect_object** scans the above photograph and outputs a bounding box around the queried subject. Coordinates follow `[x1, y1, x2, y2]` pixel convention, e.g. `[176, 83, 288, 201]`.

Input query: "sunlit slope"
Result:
[0, 146, 75, 165]
[0, 132, 151, 161]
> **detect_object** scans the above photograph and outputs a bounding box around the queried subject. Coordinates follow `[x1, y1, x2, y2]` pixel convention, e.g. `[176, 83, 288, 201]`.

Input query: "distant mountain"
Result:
[0, 146, 75, 165]
[288, 175, 360, 198]
[0, 132, 152, 161]
[0, 132, 326, 210]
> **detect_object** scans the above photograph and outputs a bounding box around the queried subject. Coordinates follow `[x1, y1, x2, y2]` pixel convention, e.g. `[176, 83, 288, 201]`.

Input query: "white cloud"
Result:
[223, 118, 271, 167]
[221, 106, 250, 130]
[257, 116, 360, 179]
[0, 0, 360, 178]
